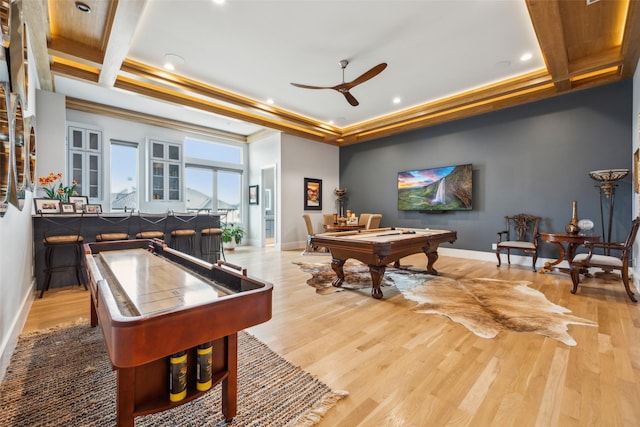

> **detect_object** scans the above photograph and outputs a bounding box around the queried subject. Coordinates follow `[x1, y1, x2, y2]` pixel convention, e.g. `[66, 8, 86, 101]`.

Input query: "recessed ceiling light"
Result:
[212, 0, 226, 4]
[75, 1, 91, 13]
[266, 98, 274, 105]
[392, 97, 401, 104]
[163, 53, 184, 71]
[520, 52, 533, 62]
[328, 120, 334, 125]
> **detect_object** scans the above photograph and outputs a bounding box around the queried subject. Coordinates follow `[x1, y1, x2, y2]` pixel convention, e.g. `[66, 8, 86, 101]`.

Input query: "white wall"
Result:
[280, 134, 339, 250]
[248, 132, 280, 247]
[34, 90, 66, 187]
[0, 192, 35, 382]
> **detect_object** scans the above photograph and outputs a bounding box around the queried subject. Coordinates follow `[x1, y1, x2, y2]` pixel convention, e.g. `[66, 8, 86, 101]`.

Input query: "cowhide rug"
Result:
[294, 260, 597, 346]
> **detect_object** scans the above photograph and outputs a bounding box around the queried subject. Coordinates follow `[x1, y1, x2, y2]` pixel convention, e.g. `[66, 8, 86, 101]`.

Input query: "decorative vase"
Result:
[565, 200, 580, 235]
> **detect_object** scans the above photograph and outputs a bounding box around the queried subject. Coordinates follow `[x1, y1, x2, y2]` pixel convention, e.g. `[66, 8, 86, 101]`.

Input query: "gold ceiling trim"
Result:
[65, 97, 250, 144]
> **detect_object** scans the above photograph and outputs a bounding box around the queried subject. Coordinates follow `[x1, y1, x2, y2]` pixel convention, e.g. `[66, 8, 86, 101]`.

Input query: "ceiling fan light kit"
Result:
[291, 60, 387, 107]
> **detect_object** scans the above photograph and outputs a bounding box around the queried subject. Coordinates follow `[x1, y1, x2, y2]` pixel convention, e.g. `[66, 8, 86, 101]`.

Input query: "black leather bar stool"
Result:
[39, 212, 86, 298]
[199, 210, 224, 263]
[95, 211, 132, 242]
[168, 211, 198, 255]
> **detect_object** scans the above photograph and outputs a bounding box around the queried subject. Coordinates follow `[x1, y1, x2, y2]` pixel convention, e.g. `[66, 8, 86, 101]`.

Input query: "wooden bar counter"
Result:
[84, 239, 272, 426]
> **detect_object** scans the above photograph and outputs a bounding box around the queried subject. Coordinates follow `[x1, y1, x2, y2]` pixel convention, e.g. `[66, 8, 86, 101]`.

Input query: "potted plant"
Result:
[221, 223, 245, 251]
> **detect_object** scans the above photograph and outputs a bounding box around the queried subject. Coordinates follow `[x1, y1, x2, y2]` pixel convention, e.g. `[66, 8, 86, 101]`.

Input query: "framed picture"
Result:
[34, 198, 61, 214]
[60, 203, 76, 214]
[84, 204, 102, 214]
[69, 196, 88, 212]
[635, 149, 640, 194]
[304, 178, 322, 210]
[249, 185, 259, 205]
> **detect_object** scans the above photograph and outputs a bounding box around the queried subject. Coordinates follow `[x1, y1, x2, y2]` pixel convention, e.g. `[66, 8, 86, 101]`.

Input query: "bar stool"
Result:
[39, 212, 86, 298]
[199, 210, 225, 263]
[168, 211, 198, 255]
[135, 212, 168, 241]
[95, 212, 132, 242]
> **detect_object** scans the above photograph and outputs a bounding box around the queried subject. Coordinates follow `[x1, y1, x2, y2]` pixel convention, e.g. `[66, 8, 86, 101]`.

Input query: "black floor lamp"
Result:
[589, 168, 628, 255]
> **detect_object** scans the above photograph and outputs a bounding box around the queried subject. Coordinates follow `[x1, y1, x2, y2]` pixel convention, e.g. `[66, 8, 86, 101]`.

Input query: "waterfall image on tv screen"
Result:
[398, 164, 472, 211]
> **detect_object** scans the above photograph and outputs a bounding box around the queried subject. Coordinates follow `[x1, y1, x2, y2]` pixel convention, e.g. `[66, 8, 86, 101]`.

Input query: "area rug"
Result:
[295, 261, 597, 346]
[0, 323, 347, 426]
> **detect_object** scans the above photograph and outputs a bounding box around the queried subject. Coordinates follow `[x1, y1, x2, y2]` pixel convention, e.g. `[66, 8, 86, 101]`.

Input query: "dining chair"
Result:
[366, 214, 382, 229]
[569, 217, 640, 302]
[496, 213, 541, 272]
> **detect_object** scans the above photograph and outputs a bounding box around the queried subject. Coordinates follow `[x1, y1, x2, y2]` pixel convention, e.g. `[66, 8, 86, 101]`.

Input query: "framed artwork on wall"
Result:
[249, 185, 259, 205]
[304, 178, 322, 210]
[34, 198, 60, 214]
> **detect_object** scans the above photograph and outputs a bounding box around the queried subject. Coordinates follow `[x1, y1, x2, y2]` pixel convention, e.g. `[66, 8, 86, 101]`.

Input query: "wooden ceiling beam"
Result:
[48, 35, 104, 66]
[50, 61, 100, 83]
[21, 0, 52, 91]
[525, 0, 571, 92]
[621, 0, 640, 78]
[99, 0, 147, 87]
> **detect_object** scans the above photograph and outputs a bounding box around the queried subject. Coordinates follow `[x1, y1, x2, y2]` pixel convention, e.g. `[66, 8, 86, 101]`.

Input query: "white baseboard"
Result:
[0, 279, 35, 383]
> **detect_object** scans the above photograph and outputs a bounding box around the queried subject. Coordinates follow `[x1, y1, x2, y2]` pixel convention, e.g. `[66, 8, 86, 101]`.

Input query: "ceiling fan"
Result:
[291, 60, 387, 107]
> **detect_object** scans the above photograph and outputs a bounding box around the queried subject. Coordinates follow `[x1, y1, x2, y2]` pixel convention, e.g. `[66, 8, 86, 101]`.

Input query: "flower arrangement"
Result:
[38, 172, 78, 202]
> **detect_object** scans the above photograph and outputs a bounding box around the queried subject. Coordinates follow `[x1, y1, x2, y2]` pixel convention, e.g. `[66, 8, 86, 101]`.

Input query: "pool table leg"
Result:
[368, 265, 385, 299]
[424, 247, 439, 275]
[330, 258, 346, 287]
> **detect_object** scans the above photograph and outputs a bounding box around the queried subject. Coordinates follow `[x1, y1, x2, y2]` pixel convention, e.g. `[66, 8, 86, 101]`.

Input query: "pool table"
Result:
[310, 227, 457, 299]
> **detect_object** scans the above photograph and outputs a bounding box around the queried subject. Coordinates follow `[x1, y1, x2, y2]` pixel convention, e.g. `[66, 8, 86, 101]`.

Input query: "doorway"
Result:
[262, 166, 276, 247]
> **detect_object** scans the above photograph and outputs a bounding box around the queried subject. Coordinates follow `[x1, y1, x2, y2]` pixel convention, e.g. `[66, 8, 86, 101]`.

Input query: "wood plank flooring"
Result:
[21, 247, 640, 426]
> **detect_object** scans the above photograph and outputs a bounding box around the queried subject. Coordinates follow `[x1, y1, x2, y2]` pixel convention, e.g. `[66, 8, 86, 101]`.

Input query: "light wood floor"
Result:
[22, 247, 640, 426]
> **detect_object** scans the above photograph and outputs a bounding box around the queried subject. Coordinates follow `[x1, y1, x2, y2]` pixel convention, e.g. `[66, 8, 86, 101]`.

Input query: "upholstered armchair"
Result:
[496, 213, 541, 272]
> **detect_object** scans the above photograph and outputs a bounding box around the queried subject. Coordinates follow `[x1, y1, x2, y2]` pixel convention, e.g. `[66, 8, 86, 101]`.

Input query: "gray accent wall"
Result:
[340, 81, 632, 259]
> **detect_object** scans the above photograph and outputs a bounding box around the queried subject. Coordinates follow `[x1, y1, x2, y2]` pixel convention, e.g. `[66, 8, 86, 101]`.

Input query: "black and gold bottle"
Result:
[169, 350, 188, 402]
[196, 342, 213, 391]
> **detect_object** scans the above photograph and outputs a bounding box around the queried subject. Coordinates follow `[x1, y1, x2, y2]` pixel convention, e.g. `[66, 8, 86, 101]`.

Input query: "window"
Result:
[110, 141, 138, 211]
[185, 139, 242, 164]
[148, 139, 182, 201]
[185, 166, 242, 222]
[184, 137, 245, 223]
[67, 125, 102, 199]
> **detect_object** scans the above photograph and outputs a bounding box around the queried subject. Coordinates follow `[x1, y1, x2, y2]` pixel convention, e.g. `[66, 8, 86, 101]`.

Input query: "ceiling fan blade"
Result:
[290, 82, 333, 90]
[344, 62, 387, 89]
[343, 91, 359, 106]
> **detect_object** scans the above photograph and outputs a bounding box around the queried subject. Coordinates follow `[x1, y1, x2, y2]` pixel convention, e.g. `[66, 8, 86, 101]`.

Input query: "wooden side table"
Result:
[539, 232, 600, 275]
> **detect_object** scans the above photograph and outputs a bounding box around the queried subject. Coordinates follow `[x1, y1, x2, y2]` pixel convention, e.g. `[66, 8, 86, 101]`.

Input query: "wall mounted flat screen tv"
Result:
[398, 164, 472, 211]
